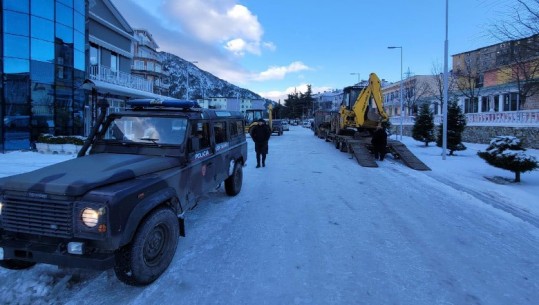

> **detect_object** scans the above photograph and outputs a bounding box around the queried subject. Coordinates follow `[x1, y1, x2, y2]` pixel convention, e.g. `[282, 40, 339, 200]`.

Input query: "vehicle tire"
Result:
[225, 161, 243, 196]
[0, 259, 36, 270]
[113, 207, 179, 286]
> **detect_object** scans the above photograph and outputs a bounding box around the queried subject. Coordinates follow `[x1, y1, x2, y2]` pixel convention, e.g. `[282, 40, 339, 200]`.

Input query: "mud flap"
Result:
[178, 213, 186, 237]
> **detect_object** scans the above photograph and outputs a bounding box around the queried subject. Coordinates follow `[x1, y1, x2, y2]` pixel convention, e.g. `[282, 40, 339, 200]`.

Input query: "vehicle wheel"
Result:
[114, 207, 179, 286]
[0, 259, 36, 270]
[225, 161, 243, 196]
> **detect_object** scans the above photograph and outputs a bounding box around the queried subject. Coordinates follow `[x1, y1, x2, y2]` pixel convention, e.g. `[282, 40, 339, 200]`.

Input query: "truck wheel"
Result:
[0, 259, 36, 270]
[225, 161, 243, 196]
[114, 207, 179, 286]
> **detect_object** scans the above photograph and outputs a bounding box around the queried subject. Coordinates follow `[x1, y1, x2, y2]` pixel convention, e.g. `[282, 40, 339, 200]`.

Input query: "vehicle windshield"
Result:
[245, 110, 264, 124]
[103, 116, 188, 145]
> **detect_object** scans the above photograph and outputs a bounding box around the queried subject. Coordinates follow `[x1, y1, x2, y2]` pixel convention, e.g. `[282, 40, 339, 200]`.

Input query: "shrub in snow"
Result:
[436, 101, 467, 155]
[477, 136, 538, 182]
[412, 103, 435, 146]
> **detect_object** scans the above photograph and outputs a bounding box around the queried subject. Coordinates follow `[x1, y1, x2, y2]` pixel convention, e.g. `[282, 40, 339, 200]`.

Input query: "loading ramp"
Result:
[386, 140, 431, 171]
[328, 134, 431, 171]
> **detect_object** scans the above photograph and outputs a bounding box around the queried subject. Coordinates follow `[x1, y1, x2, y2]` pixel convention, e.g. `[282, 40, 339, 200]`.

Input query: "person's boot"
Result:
[262, 155, 266, 167]
[256, 155, 261, 168]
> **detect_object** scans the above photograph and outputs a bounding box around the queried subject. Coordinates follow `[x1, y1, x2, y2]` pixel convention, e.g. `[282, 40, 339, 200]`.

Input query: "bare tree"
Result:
[431, 62, 457, 113]
[453, 53, 482, 113]
[490, 0, 539, 108]
[402, 77, 432, 115]
[490, 0, 539, 42]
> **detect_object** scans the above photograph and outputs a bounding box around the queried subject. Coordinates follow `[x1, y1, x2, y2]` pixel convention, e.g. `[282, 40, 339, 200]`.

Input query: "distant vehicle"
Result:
[282, 121, 289, 131]
[303, 121, 311, 128]
[271, 119, 284, 136]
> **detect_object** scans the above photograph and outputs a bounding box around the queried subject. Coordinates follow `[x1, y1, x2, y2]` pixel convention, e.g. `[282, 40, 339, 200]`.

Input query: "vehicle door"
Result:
[211, 120, 230, 183]
[186, 120, 216, 197]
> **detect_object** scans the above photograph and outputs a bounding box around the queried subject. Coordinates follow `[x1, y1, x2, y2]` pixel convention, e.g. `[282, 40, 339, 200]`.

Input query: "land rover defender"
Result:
[0, 98, 247, 286]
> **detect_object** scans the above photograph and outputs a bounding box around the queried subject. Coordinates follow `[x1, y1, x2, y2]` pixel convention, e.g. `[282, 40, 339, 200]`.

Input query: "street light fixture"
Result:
[387, 46, 403, 141]
[350, 72, 360, 84]
[186, 61, 198, 100]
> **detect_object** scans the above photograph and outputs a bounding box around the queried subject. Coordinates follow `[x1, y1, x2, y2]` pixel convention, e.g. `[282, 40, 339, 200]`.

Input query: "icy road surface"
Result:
[1, 126, 538, 305]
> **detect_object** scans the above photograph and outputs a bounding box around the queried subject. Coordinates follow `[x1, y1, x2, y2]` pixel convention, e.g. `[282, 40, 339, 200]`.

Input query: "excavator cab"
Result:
[245, 106, 273, 133]
[339, 73, 389, 133]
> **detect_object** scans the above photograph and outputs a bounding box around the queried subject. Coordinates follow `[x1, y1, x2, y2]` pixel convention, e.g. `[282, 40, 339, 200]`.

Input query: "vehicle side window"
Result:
[230, 120, 243, 138]
[189, 121, 211, 152]
[213, 121, 227, 144]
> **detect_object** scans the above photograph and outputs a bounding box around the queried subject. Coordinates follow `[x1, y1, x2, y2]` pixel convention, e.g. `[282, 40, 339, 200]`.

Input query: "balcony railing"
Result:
[88, 65, 153, 93]
[390, 110, 539, 126]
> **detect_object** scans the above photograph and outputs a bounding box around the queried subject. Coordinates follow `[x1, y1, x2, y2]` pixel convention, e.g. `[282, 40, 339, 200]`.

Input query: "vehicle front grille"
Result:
[1, 195, 73, 238]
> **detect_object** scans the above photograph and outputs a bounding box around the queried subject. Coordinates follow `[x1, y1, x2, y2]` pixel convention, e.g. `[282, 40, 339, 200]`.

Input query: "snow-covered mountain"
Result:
[160, 52, 263, 100]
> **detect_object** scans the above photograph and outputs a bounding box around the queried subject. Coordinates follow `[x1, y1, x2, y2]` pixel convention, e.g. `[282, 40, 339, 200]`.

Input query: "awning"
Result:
[82, 79, 171, 100]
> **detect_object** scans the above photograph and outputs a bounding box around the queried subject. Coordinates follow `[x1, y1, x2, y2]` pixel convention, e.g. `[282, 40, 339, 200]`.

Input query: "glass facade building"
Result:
[1, 0, 86, 151]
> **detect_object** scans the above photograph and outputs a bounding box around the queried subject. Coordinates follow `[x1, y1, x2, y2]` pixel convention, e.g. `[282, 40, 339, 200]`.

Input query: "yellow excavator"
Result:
[314, 72, 389, 139]
[339, 72, 389, 132]
[244, 104, 273, 133]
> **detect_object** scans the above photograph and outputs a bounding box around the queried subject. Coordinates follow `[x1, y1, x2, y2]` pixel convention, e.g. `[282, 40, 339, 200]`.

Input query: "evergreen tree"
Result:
[412, 103, 435, 146]
[436, 101, 467, 155]
[478, 136, 538, 182]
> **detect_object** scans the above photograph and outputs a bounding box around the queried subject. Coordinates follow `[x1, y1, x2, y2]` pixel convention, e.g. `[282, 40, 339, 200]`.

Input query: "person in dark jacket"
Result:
[371, 124, 388, 161]
[250, 118, 271, 168]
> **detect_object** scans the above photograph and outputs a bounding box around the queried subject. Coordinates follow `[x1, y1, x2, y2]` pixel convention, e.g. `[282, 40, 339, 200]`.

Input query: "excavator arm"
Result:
[339, 73, 389, 130]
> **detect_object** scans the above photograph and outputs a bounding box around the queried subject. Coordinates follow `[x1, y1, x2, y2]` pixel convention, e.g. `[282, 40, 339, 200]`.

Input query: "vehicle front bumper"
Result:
[0, 239, 115, 270]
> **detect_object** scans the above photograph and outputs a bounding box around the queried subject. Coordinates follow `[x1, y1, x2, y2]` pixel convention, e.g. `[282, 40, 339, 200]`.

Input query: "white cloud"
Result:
[162, 0, 272, 57]
[255, 61, 311, 81]
[258, 83, 335, 103]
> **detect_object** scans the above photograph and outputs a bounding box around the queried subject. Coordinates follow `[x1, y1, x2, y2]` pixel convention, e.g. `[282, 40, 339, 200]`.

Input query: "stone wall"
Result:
[392, 125, 539, 149]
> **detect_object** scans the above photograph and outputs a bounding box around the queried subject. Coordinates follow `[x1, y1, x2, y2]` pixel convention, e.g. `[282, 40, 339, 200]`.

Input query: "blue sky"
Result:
[110, 0, 513, 102]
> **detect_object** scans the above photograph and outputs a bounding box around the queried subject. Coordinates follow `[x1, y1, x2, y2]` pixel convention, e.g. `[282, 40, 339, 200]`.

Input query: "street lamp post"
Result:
[388, 46, 403, 141]
[350, 72, 360, 84]
[186, 61, 198, 100]
[442, 0, 449, 160]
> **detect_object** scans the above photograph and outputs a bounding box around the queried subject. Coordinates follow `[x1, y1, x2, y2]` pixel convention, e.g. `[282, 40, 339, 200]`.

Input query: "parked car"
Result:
[271, 119, 284, 135]
[282, 121, 289, 131]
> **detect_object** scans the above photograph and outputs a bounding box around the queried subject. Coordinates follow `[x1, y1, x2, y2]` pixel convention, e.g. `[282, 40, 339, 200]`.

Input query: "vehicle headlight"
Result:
[75, 202, 109, 236]
[81, 207, 103, 228]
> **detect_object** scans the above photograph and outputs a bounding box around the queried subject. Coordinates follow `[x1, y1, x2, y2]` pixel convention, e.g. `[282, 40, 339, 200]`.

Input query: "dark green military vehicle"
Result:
[0, 99, 247, 286]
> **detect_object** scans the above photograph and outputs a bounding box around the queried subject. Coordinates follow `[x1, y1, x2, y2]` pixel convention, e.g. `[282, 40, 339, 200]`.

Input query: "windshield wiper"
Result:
[139, 137, 160, 144]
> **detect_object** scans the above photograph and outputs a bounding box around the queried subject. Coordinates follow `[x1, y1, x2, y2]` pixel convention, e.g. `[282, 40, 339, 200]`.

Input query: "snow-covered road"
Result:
[2, 126, 539, 305]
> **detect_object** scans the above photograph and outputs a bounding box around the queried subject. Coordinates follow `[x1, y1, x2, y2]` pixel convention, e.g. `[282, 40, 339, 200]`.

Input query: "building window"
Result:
[4, 11, 30, 36]
[111, 53, 118, 72]
[503, 93, 519, 111]
[481, 96, 490, 112]
[3, 0, 30, 13]
[464, 97, 478, 113]
[90, 45, 98, 65]
[134, 60, 144, 69]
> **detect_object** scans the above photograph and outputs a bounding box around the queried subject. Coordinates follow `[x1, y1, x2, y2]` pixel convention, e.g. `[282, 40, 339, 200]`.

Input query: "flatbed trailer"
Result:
[325, 133, 431, 171]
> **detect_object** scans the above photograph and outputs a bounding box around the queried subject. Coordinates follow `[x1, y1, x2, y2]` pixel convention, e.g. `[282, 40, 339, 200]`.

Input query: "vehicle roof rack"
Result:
[127, 99, 201, 110]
